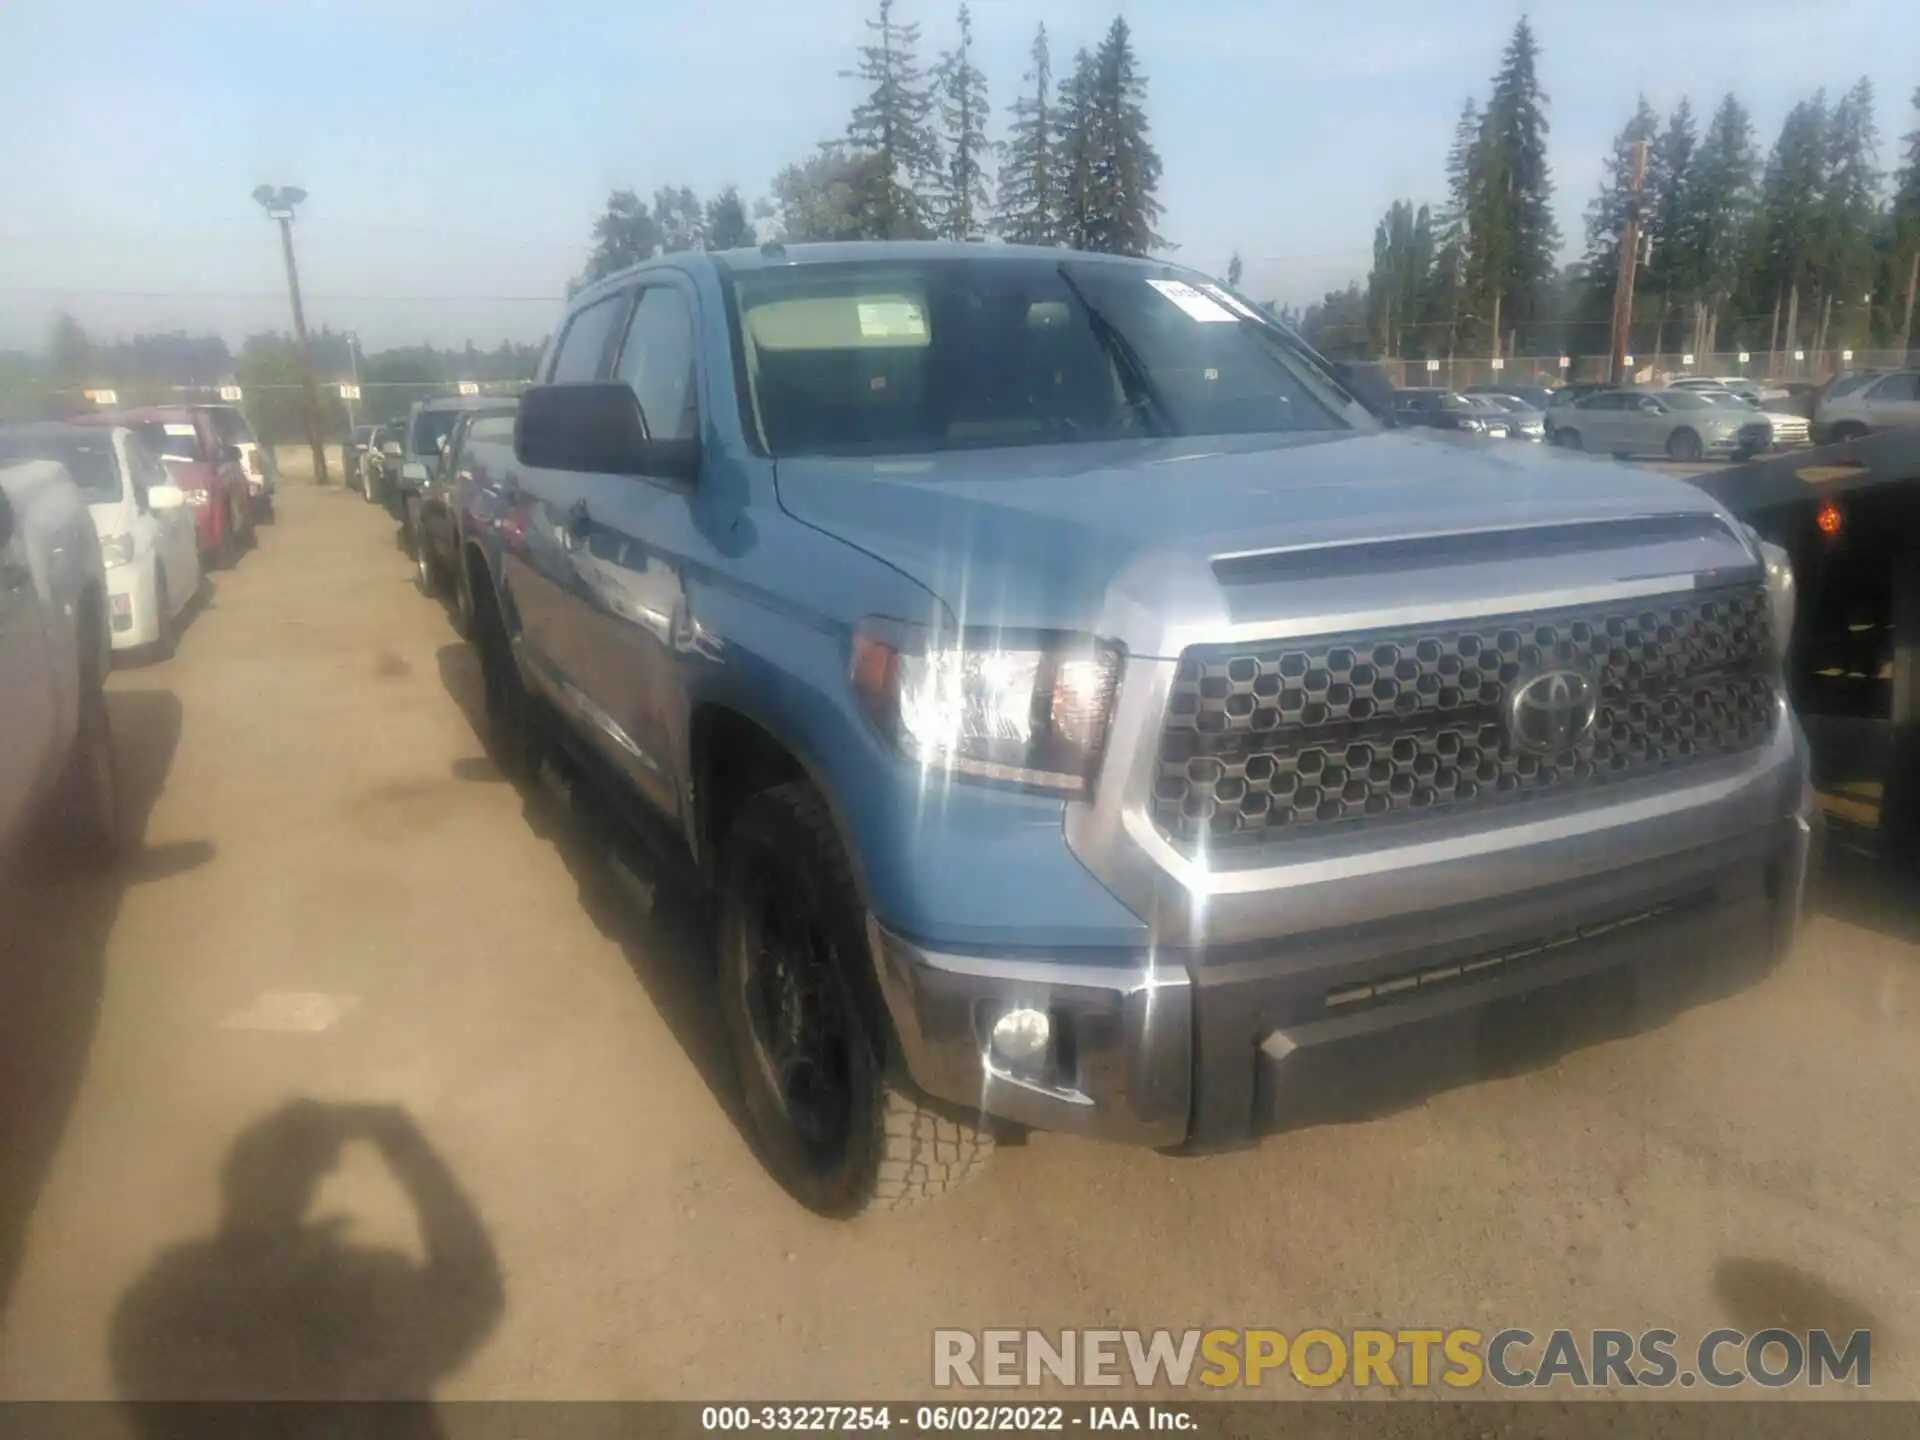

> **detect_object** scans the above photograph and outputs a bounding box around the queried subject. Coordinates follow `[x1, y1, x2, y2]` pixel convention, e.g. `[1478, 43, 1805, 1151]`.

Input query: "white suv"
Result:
[1814, 370, 1920, 443]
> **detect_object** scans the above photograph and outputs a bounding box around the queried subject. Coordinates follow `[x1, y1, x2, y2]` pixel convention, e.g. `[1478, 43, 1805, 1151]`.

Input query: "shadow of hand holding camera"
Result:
[112, 1100, 503, 1414]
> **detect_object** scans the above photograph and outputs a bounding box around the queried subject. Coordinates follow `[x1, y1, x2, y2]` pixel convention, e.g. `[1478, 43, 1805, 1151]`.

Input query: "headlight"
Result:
[1460, 417, 1486, 432]
[851, 622, 1122, 793]
[100, 533, 136, 568]
[186, 488, 211, 507]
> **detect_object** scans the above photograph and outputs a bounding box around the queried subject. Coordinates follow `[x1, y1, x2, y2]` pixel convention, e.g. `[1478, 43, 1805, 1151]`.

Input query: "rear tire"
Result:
[1830, 422, 1870, 443]
[717, 781, 992, 1217]
[1666, 428, 1704, 462]
[1558, 429, 1583, 450]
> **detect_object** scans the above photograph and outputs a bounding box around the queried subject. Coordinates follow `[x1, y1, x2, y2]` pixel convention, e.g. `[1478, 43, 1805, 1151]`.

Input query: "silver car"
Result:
[1545, 388, 1771, 462]
[1689, 389, 1809, 448]
[1473, 391, 1548, 441]
[1813, 369, 1920, 443]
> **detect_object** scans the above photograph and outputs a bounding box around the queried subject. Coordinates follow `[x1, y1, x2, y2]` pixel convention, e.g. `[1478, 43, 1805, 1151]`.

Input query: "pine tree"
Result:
[1431, 99, 1482, 358]
[1892, 85, 1920, 352]
[1820, 79, 1881, 352]
[1582, 99, 1660, 287]
[1056, 48, 1100, 250]
[995, 24, 1058, 245]
[1647, 99, 1697, 295]
[1366, 201, 1436, 356]
[1753, 94, 1832, 355]
[1078, 18, 1165, 256]
[705, 186, 757, 250]
[653, 185, 707, 253]
[844, 0, 941, 239]
[1672, 95, 1760, 354]
[579, 190, 662, 289]
[930, 3, 992, 240]
[1474, 18, 1559, 352]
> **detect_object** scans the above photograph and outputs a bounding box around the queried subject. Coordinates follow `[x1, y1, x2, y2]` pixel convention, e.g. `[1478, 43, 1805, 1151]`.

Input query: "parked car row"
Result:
[0, 409, 255, 663]
[352, 241, 1815, 1217]
[1390, 387, 1547, 440]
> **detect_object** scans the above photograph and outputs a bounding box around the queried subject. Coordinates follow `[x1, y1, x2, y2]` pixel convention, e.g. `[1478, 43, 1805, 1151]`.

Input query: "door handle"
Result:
[564, 499, 592, 539]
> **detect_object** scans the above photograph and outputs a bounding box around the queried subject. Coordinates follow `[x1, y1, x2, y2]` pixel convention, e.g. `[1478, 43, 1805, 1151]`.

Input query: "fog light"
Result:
[989, 1007, 1051, 1068]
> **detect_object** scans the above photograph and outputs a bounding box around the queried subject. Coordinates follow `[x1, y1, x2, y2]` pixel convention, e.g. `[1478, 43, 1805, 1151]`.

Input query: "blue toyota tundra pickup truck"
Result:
[452, 241, 1819, 1217]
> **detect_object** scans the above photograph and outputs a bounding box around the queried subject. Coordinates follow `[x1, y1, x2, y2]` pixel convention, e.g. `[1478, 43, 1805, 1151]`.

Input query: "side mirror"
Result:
[219, 443, 243, 464]
[148, 484, 187, 511]
[515, 383, 700, 483]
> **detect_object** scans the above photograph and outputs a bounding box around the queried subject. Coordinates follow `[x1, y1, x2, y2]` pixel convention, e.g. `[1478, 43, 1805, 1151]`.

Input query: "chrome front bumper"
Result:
[872, 712, 1819, 1149]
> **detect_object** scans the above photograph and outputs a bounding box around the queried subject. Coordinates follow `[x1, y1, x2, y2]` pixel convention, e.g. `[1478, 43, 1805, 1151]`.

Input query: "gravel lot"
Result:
[0, 474, 1914, 1404]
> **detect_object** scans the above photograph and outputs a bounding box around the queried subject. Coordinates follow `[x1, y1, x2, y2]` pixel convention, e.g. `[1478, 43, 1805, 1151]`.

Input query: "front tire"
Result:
[1829, 422, 1870, 443]
[717, 782, 992, 1217]
[151, 571, 177, 662]
[1558, 428, 1583, 451]
[1667, 428, 1704, 462]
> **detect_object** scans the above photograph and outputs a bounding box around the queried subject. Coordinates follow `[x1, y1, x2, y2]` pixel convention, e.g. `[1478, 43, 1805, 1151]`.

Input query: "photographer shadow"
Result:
[110, 1100, 504, 1435]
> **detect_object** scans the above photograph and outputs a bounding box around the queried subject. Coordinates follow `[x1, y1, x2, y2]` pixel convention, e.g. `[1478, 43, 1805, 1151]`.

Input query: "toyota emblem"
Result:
[1506, 668, 1599, 756]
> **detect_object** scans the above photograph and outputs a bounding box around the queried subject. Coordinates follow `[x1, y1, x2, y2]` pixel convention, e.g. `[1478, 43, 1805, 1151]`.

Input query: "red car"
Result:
[85, 407, 253, 564]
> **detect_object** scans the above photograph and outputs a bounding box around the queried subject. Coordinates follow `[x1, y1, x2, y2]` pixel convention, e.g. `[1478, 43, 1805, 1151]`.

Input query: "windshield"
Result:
[0, 433, 124, 502]
[1697, 391, 1754, 409]
[722, 257, 1364, 457]
[130, 420, 201, 463]
[410, 409, 463, 456]
[1826, 372, 1882, 399]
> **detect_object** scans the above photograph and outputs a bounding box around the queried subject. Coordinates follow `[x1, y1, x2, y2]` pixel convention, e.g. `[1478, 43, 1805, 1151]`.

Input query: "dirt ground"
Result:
[0, 474, 1915, 1404]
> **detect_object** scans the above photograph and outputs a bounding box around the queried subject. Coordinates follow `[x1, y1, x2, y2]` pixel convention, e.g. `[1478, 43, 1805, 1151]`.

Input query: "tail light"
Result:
[247, 449, 264, 475]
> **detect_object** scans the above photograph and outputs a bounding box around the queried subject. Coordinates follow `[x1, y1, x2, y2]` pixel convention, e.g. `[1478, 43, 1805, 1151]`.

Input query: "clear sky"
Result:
[2, 0, 1912, 354]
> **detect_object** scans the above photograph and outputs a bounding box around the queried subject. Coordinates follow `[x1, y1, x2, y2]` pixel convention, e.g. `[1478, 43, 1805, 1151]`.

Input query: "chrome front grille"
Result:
[1153, 584, 1776, 847]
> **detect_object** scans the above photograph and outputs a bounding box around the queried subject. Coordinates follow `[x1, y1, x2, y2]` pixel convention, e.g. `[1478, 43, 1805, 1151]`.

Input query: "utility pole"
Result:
[1607, 139, 1649, 386]
[252, 185, 331, 486]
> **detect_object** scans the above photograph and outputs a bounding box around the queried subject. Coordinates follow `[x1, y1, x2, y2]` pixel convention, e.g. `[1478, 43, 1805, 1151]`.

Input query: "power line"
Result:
[0, 287, 563, 303]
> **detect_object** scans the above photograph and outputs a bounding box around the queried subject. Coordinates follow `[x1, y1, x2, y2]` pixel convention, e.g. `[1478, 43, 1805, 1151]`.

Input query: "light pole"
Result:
[252, 184, 331, 486]
[344, 332, 363, 431]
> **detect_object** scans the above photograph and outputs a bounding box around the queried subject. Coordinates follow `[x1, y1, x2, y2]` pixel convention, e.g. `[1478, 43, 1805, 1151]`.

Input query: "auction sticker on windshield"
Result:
[164, 423, 197, 436]
[1199, 284, 1264, 321]
[1147, 279, 1237, 323]
[857, 299, 928, 341]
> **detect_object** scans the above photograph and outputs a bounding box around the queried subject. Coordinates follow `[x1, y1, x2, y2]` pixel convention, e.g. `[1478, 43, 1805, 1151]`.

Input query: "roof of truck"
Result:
[574, 240, 1190, 307]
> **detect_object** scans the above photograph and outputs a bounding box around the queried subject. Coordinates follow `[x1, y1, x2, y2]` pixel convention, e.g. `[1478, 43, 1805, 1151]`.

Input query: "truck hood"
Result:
[772, 431, 1745, 651]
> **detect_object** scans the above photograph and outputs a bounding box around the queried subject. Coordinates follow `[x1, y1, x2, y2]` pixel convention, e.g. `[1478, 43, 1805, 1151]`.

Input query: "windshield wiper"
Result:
[1055, 264, 1173, 437]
